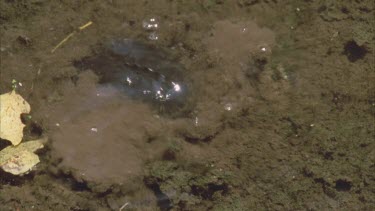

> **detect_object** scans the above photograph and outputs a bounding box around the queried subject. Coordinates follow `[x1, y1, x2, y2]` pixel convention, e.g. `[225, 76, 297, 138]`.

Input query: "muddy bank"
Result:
[1, 0, 374, 210]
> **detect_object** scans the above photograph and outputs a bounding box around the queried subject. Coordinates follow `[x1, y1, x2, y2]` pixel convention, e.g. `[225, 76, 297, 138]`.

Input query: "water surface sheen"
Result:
[74, 39, 189, 113]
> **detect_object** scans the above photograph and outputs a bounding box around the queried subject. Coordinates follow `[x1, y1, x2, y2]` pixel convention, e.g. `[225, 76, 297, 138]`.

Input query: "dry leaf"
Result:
[0, 90, 31, 145]
[0, 139, 44, 175]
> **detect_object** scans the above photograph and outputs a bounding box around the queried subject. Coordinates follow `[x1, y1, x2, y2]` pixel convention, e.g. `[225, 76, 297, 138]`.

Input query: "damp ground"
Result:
[0, 1, 374, 210]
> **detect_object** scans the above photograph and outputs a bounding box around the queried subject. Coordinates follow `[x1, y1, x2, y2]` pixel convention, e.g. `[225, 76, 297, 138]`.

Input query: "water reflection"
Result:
[74, 39, 192, 115]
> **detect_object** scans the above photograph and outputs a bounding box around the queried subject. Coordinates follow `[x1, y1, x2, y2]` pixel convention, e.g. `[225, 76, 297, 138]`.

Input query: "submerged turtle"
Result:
[74, 39, 192, 115]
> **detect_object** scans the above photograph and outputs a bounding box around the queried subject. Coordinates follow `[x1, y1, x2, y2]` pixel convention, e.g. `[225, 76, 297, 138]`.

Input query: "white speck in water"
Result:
[172, 82, 181, 92]
[195, 116, 199, 126]
[148, 31, 159, 41]
[55, 123, 60, 127]
[224, 103, 232, 111]
[18, 82, 23, 87]
[142, 17, 159, 30]
[257, 44, 270, 53]
[126, 77, 132, 85]
[143, 90, 151, 95]
[296, 7, 300, 12]
[156, 90, 165, 100]
[91, 127, 98, 132]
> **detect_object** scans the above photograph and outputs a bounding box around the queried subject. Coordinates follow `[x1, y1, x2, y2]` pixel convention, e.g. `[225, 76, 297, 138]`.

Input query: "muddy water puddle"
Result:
[1, 1, 374, 210]
[47, 19, 274, 190]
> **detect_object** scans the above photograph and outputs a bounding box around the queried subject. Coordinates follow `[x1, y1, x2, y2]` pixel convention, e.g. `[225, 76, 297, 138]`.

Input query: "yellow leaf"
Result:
[0, 90, 31, 145]
[0, 139, 44, 175]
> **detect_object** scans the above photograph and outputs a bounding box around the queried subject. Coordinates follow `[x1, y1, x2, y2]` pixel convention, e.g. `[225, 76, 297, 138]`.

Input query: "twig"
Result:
[51, 21, 93, 53]
[78, 21, 93, 30]
[119, 202, 129, 211]
[51, 32, 75, 53]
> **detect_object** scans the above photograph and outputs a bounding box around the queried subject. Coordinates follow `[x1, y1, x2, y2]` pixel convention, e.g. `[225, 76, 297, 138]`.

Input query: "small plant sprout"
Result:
[11, 79, 18, 90]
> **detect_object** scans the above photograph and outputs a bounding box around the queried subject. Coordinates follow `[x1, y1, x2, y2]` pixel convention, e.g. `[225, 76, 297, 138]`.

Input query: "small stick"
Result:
[78, 21, 93, 30]
[119, 202, 129, 211]
[51, 32, 75, 53]
[51, 21, 93, 53]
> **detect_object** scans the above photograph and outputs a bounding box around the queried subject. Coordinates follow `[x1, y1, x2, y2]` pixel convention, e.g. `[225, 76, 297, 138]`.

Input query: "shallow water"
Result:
[0, 1, 374, 211]
[74, 38, 190, 115]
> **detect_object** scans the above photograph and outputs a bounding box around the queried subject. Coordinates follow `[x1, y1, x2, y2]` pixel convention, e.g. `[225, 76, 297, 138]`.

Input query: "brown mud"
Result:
[0, 0, 374, 210]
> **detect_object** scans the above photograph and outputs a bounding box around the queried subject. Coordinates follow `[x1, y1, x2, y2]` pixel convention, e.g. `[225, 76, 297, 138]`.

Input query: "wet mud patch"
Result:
[43, 71, 167, 188]
[1, 0, 374, 210]
[44, 18, 279, 209]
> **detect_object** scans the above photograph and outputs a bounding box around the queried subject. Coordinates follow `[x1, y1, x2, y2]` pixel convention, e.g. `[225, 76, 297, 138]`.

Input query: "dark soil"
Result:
[0, 0, 374, 210]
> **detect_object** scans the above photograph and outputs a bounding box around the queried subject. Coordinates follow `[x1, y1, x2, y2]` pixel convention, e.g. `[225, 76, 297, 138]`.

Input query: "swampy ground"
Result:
[0, 0, 374, 210]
